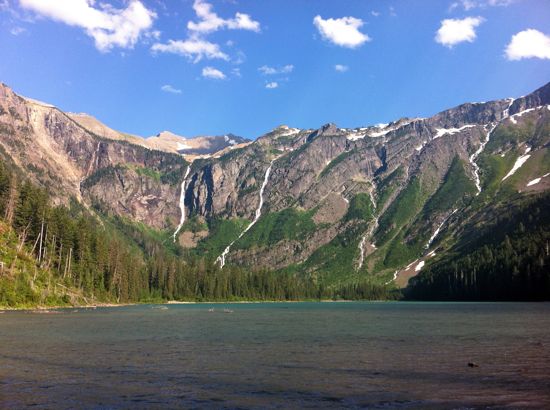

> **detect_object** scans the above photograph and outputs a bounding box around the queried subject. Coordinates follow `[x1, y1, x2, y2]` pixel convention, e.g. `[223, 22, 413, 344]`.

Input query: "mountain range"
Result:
[0, 80, 549, 301]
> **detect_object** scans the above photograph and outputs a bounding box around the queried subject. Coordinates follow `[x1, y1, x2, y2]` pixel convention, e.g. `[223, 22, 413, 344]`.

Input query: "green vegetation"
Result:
[375, 166, 404, 209]
[345, 193, 375, 222]
[194, 217, 250, 257]
[381, 231, 421, 270]
[234, 208, 316, 249]
[376, 177, 426, 245]
[407, 193, 550, 300]
[0, 160, 396, 308]
[134, 166, 161, 181]
[422, 158, 476, 214]
[302, 224, 364, 283]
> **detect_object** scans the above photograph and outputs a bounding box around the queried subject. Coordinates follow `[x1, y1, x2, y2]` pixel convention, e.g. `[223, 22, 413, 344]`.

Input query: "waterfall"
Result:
[356, 187, 378, 270]
[424, 209, 457, 250]
[217, 160, 275, 268]
[357, 215, 378, 270]
[469, 98, 514, 195]
[173, 165, 192, 243]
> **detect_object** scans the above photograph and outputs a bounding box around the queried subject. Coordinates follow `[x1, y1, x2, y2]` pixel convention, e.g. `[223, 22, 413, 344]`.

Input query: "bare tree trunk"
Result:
[4, 175, 17, 225]
[38, 218, 45, 264]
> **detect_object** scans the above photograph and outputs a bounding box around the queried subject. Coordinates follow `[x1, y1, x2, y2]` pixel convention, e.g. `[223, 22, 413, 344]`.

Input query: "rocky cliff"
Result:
[1, 81, 549, 286]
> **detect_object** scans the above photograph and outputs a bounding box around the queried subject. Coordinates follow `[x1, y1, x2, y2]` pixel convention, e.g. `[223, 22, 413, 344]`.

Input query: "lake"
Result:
[1, 302, 549, 409]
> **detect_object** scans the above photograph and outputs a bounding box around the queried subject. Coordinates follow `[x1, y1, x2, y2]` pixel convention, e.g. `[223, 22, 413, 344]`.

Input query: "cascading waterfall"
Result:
[87, 142, 101, 177]
[217, 159, 275, 268]
[469, 98, 514, 195]
[424, 209, 457, 249]
[173, 165, 192, 243]
[356, 189, 378, 270]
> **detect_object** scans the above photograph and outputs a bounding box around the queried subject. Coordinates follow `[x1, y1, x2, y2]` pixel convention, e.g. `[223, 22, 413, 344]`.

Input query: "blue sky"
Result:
[1, 0, 549, 139]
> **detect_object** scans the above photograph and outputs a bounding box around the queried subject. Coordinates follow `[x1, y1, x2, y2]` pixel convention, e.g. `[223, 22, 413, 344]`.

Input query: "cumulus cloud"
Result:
[505, 29, 550, 60]
[161, 84, 182, 94]
[19, 0, 156, 52]
[265, 82, 278, 89]
[334, 64, 349, 72]
[152, 0, 259, 63]
[258, 64, 294, 75]
[188, 0, 260, 34]
[313, 15, 370, 48]
[202, 66, 226, 79]
[151, 38, 228, 62]
[435, 16, 484, 47]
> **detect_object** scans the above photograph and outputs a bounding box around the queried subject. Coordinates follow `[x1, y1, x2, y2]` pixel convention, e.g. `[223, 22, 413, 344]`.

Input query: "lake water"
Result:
[1, 302, 549, 409]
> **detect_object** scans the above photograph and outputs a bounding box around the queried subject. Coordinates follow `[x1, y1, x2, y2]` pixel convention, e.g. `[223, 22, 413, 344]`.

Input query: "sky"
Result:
[0, 0, 549, 139]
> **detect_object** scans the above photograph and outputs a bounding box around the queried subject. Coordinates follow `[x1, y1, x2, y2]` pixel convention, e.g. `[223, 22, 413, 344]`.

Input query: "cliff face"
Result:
[1, 81, 549, 284]
[0, 83, 186, 229]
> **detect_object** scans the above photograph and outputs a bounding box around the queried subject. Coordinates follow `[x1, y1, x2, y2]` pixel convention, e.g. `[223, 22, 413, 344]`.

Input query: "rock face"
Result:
[1, 81, 549, 283]
[0, 83, 186, 228]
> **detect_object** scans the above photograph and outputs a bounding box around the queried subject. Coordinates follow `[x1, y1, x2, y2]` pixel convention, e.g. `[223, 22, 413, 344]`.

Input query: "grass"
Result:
[194, 218, 250, 258]
[376, 166, 405, 209]
[422, 158, 476, 215]
[0, 221, 84, 308]
[234, 208, 317, 249]
[345, 193, 375, 222]
[300, 223, 366, 284]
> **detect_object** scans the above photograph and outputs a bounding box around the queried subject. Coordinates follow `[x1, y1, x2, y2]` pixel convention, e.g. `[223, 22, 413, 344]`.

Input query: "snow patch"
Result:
[527, 173, 550, 187]
[415, 140, 428, 152]
[23, 96, 55, 108]
[177, 142, 192, 150]
[278, 128, 300, 137]
[502, 146, 532, 181]
[526, 178, 541, 186]
[433, 124, 477, 139]
[415, 261, 425, 272]
[509, 107, 538, 124]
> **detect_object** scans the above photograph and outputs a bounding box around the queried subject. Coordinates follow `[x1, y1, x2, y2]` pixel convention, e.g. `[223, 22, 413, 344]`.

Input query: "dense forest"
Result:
[407, 194, 550, 300]
[0, 160, 394, 307]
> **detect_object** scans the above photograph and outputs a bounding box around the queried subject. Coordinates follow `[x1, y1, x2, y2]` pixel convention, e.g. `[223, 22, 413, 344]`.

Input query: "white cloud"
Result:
[188, 0, 260, 34]
[151, 38, 228, 62]
[313, 15, 370, 48]
[334, 64, 349, 72]
[435, 16, 484, 47]
[151, 0, 259, 65]
[265, 82, 278, 89]
[450, 0, 514, 10]
[161, 84, 182, 94]
[371, 11, 380, 17]
[10, 26, 27, 35]
[258, 64, 294, 75]
[505, 29, 550, 60]
[19, 0, 156, 52]
[202, 66, 226, 79]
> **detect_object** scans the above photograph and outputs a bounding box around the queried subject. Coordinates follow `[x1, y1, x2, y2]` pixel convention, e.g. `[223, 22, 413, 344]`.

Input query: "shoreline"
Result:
[0, 299, 384, 312]
[1, 299, 547, 312]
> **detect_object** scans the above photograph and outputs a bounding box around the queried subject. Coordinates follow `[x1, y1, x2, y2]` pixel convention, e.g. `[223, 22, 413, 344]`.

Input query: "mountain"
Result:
[143, 131, 251, 157]
[68, 112, 251, 158]
[1, 80, 549, 301]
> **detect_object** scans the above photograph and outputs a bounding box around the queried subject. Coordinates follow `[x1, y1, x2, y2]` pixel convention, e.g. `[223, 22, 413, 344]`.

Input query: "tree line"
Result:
[0, 160, 392, 306]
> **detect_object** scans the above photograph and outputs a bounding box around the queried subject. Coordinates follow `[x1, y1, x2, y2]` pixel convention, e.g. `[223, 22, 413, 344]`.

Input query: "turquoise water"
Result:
[1, 302, 550, 409]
